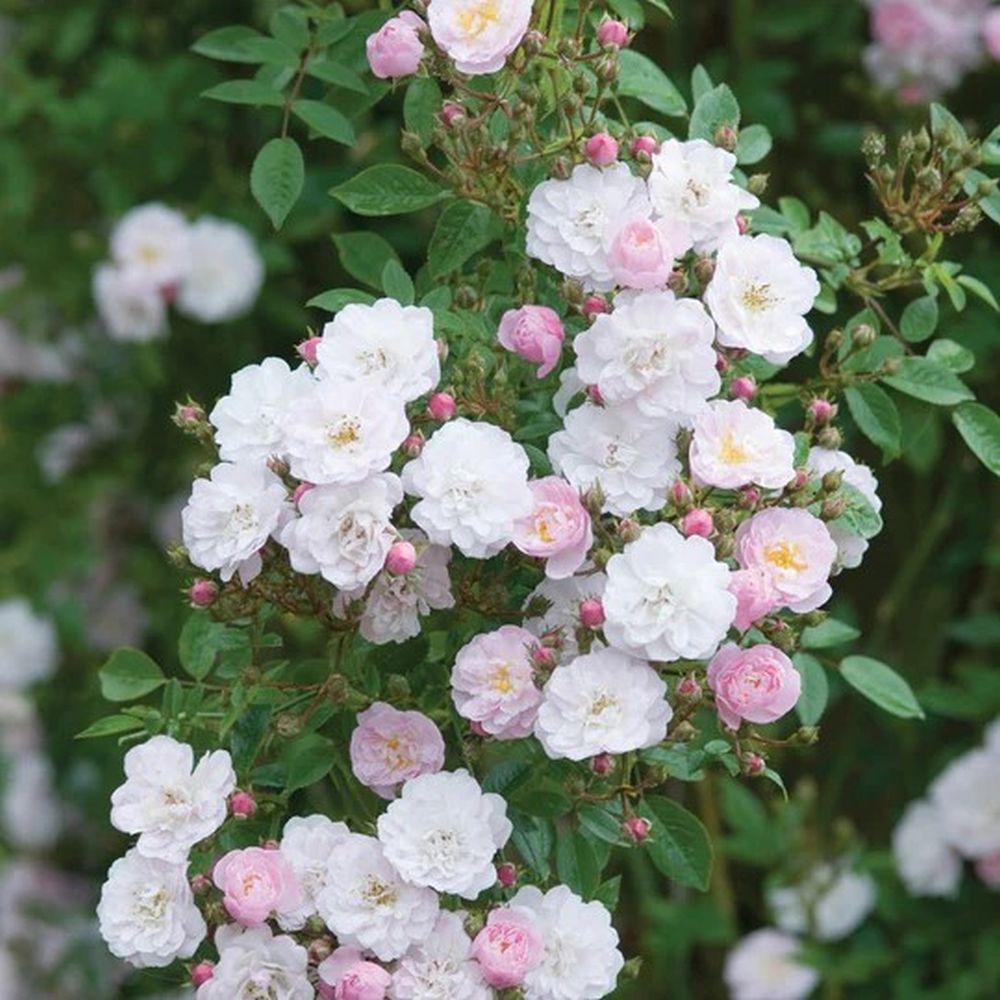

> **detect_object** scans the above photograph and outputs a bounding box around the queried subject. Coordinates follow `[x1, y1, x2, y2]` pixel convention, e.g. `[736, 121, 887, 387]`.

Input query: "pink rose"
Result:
[975, 851, 1000, 889]
[871, 1, 930, 53]
[734, 508, 837, 614]
[451, 625, 542, 739]
[707, 642, 801, 730]
[497, 305, 565, 378]
[983, 8, 1000, 60]
[472, 906, 544, 988]
[319, 946, 392, 1000]
[212, 846, 302, 926]
[728, 567, 779, 632]
[349, 702, 445, 799]
[512, 477, 593, 579]
[366, 12, 425, 80]
[607, 217, 691, 290]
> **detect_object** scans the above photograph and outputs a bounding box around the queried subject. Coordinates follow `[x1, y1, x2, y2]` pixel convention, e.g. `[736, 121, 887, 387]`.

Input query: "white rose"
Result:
[428, 0, 533, 75]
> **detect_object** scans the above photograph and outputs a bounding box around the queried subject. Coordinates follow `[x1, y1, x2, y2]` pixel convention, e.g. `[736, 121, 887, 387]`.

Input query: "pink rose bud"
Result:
[809, 398, 837, 425]
[385, 540, 418, 576]
[319, 946, 392, 1000]
[531, 644, 557, 669]
[985, 9, 1000, 60]
[472, 908, 545, 989]
[229, 791, 257, 819]
[740, 486, 761, 509]
[470, 720, 489, 738]
[591, 752, 614, 775]
[715, 351, 731, 374]
[608, 217, 690, 291]
[677, 674, 701, 700]
[190, 873, 212, 896]
[671, 480, 693, 509]
[730, 375, 757, 401]
[597, 18, 630, 48]
[427, 392, 456, 421]
[188, 578, 218, 608]
[441, 102, 466, 127]
[584, 132, 619, 167]
[579, 597, 606, 629]
[708, 643, 802, 730]
[512, 477, 593, 579]
[191, 962, 215, 988]
[744, 753, 766, 777]
[365, 12, 425, 80]
[582, 294, 610, 319]
[402, 433, 424, 457]
[791, 469, 810, 491]
[625, 815, 652, 843]
[497, 862, 518, 887]
[736, 213, 750, 235]
[586, 383, 605, 405]
[497, 305, 566, 378]
[975, 851, 1000, 889]
[292, 482, 315, 508]
[297, 336, 322, 366]
[630, 135, 659, 158]
[212, 846, 302, 926]
[682, 508, 714, 538]
[176, 403, 204, 426]
[309, 939, 334, 965]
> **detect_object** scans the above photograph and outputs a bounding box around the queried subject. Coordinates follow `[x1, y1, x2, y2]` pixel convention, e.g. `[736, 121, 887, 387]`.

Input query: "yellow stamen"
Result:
[764, 541, 807, 572]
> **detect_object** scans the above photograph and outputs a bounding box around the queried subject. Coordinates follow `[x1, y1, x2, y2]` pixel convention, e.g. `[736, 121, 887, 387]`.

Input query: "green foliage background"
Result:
[0, 1, 998, 997]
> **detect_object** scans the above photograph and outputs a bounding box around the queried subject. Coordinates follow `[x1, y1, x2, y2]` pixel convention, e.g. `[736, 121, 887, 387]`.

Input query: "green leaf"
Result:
[639, 796, 713, 891]
[691, 64, 714, 103]
[307, 288, 377, 312]
[952, 402, 1000, 476]
[956, 274, 999, 310]
[75, 714, 146, 740]
[834, 482, 883, 540]
[428, 200, 503, 279]
[593, 875, 622, 910]
[381, 260, 415, 304]
[982, 123, 1000, 165]
[333, 231, 402, 290]
[238, 36, 299, 66]
[306, 58, 368, 94]
[251, 137, 304, 229]
[793, 652, 829, 726]
[178, 614, 229, 681]
[964, 168, 1000, 225]
[735, 124, 772, 165]
[404, 77, 442, 148]
[617, 50, 687, 117]
[270, 5, 310, 50]
[292, 100, 355, 145]
[844, 383, 901, 459]
[556, 831, 601, 899]
[284, 733, 335, 792]
[577, 804, 629, 845]
[899, 295, 938, 343]
[801, 618, 860, 649]
[882, 357, 973, 407]
[688, 83, 740, 142]
[840, 655, 924, 719]
[509, 779, 573, 819]
[510, 813, 553, 880]
[99, 648, 167, 702]
[191, 26, 267, 63]
[929, 103, 967, 145]
[927, 338, 974, 374]
[201, 79, 285, 107]
[330, 165, 449, 217]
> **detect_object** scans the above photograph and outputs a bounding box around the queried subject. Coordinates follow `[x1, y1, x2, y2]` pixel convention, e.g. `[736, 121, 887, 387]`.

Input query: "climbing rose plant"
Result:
[87, 2, 1000, 997]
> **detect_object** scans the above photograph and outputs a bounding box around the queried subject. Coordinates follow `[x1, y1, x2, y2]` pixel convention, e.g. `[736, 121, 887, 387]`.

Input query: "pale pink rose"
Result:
[497, 305, 565, 378]
[512, 477, 593, 579]
[472, 906, 544, 988]
[983, 8, 1000, 60]
[366, 12, 425, 79]
[349, 702, 445, 799]
[212, 846, 302, 926]
[871, 1, 931, 53]
[976, 852, 1000, 889]
[735, 508, 837, 613]
[607, 217, 691, 290]
[728, 567, 779, 632]
[451, 625, 542, 739]
[318, 946, 392, 1000]
[707, 642, 801, 730]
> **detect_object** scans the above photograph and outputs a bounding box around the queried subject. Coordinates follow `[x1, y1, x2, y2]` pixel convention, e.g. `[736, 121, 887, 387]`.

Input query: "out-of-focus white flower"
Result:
[377, 769, 511, 899]
[97, 849, 206, 969]
[930, 747, 1000, 858]
[110, 735, 235, 864]
[391, 910, 491, 999]
[723, 929, 819, 1000]
[182, 461, 290, 584]
[0, 598, 57, 691]
[769, 861, 877, 942]
[316, 299, 440, 402]
[1, 749, 61, 850]
[93, 264, 168, 342]
[175, 217, 263, 323]
[109, 203, 191, 290]
[892, 799, 963, 898]
[510, 884, 624, 1000]
[402, 418, 533, 558]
